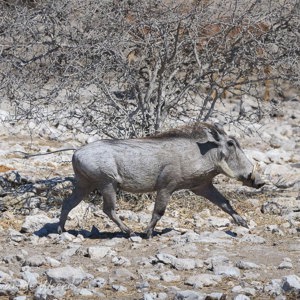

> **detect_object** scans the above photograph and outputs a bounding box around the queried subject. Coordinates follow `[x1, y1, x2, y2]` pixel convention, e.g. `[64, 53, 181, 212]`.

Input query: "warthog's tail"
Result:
[13, 148, 76, 159]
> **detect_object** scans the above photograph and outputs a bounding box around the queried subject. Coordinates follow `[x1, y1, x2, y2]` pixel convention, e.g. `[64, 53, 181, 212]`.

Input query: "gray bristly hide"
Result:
[58, 122, 265, 238]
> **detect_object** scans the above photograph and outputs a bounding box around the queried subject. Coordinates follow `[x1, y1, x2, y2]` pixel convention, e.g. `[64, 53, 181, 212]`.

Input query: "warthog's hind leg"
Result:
[102, 183, 134, 237]
[192, 183, 248, 228]
[145, 189, 171, 239]
[58, 185, 91, 234]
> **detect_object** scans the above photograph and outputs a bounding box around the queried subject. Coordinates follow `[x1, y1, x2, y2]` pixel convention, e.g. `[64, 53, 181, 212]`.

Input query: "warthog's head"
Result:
[199, 124, 265, 189]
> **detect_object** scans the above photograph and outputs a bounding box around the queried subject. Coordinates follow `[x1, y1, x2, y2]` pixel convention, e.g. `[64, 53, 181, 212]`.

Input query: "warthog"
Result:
[58, 123, 264, 238]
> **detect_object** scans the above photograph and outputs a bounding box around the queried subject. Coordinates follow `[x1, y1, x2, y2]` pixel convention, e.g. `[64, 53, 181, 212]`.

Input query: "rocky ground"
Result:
[0, 97, 300, 300]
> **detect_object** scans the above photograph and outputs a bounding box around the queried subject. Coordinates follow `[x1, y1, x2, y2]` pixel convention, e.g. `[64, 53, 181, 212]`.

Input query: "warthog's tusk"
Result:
[251, 163, 258, 181]
[218, 159, 235, 178]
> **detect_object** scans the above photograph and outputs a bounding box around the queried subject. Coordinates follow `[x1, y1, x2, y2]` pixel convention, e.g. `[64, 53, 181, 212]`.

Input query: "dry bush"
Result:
[0, 0, 299, 137]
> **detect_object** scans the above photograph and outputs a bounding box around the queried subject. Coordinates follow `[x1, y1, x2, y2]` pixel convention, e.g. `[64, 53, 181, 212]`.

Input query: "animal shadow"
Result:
[34, 223, 174, 239]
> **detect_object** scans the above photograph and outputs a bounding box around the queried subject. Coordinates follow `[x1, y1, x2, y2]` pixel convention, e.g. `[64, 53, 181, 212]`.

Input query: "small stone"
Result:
[9, 229, 25, 242]
[240, 234, 266, 244]
[281, 275, 300, 292]
[156, 253, 200, 271]
[59, 244, 81, 260]
[173, 258, 201, 271]
[88, 246, 111, 260]
[46, 265, 93, 286]
[185, 274, 222, 288]
[21, 214, 58, 234]
[0, 270, 12, 281]
[90, 277, 106, 288]
[232, 285, 256, 296]
[13, 279, 28, 290]
[174, 290, 206, 300]
[24, 255, 46, 267]
[79, 288, 93, 296]
[13, 296, 27, 300]
[0, 283, 18, 296]
[264, 279, 282, 296]
[21, 270, 39, 289]
[236, 260, 260, 270]
[161, 271, 181, 282]
[60, 232, 75, 242]
[130, 235, 143, 243]
[112, 285, 127, 292]
[34, 284, 66, 299]
[234, 295, 251, 300]
[278, 261, 293, 269]
[213, 265, 241, 278]
[45, 256, 61, 267]
[207, 216, 231, 227]
[110, 268, 136, 282]
[136, 281, 150, 290]
[208, 292, 226, 300]
[112, 256, 131, 266]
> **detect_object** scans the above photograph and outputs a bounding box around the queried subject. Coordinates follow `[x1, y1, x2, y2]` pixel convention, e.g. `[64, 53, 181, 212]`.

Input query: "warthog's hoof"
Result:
[57, 225, 65, 234]
[232, 214, 249, 228]
[129, 231, 137, 237]
[145, 228, 153, 239]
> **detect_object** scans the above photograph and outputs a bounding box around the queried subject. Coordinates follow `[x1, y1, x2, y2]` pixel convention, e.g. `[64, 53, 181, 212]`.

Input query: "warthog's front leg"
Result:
[192, 183, 248, 228]
[145, 189, 171, 238]
[102, 183, 134, 237]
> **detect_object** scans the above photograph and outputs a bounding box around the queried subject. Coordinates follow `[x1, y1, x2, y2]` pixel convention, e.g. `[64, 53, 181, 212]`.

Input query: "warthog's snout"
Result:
[243, 174, 265, 189]
[243, 164, 265, 189]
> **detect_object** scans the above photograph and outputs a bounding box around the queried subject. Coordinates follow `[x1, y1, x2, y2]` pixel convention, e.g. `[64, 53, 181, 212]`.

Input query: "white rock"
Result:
[236, 260, 260, 270]
[156, 253, 200, 271]
[112, 284, 127, 292]
[234, 295, 251, 300]
[281, 275, 300, 292]
[240, 234, 266, 244]
[21, 270, 39, 289]
[46, 266, 93, 286]
[207, 216, 231, 227]
[0, 270, 12, 281]
[213, 265, 241, 278]
[232, 285, 256, 296]
[129, 236, 143, 243]
[185, 274, 222, 288]
[174, 290, 207, 300]
[0, 283, 18, 296]
[13, 296, 27, 300]
[88, 246, 111, 260]
[79, 288, 93, 296]
[13, 279, 28, 290]
[59, 245, 81, 260]
[68, 201, 92, 220]
[60, 232, 76, 242]
[24, 255, 46, 267]
[45, 257, 61, 267]
[90, 277, 106, 288]
[264, 279, 282, 296]
[34, 285, 66, 300]
[278, 258, 293, 270]
[112, 256, 131, 267]
[9, 229, 25, 242]
[21, 214, 58, 234]
[160, 271, 181, 282]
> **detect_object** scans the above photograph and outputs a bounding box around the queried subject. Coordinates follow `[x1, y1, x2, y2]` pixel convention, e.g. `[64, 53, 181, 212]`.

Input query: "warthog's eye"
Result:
[227, 140, 235, 147]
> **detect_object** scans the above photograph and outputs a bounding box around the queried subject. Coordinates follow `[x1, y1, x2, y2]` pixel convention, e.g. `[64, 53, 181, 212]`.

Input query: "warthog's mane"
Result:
[150, 122, 225, 141]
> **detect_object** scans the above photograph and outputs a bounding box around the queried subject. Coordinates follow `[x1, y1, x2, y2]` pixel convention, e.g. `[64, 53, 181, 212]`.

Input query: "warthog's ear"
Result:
[196, 141, 218, 156]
